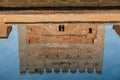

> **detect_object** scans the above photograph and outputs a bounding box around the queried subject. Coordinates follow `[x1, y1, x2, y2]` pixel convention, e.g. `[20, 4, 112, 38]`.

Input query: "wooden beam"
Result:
[0, 13, 120, 23]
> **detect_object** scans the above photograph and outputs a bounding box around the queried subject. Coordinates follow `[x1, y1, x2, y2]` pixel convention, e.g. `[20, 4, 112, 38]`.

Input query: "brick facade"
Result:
[0, 23, 12, 39]
[18, 23, 104, 74]
[25, 24, 97, 44]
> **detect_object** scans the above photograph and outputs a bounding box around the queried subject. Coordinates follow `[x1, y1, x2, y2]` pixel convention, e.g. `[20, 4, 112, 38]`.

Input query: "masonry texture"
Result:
[0, 24, 12, 39]
[25, 24, 97, 44]
[18, 23, 104, 74]
[0, 0, 120, 7]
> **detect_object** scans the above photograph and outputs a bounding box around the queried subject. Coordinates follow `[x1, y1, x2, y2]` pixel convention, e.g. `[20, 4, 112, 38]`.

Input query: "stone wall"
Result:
[0, 0, 120, 7]
[0, 24, 12, 39]
[25, 24, 97, 44]
[18, 23, 104, 74]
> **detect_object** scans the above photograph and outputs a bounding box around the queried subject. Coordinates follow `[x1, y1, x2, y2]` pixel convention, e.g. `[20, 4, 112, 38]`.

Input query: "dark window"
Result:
[67, 54, 69, 58]
[35, 68, 38, 72]
[61, 0, 68, 1]
[89, 28, 92, 33]
[59, 25, 65, 31]
[28, 40, 30, 44]
[28, 53, 30, 56]
[46, 55, 48, 58]
[57, 55, 59, 58]
[66, 54, 71, 58]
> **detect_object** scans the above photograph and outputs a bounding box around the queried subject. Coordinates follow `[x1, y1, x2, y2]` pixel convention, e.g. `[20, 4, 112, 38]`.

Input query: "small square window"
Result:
[59, 25, 65, 32]
[89, 28, 92, 33]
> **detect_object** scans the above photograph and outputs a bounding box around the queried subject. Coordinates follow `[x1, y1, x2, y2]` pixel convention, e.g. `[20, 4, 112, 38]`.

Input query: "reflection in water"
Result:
[113, 25, 120, 37]
[18, 24, 104, 75]
[0, 26, 12, 39]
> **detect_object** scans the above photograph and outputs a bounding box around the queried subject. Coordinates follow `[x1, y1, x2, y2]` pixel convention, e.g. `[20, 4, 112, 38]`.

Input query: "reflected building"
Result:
[0, 0, 120, 7]
[18, 23, 105, 74]
[0, 26, 12, 39]
[113, 25, 120, 37]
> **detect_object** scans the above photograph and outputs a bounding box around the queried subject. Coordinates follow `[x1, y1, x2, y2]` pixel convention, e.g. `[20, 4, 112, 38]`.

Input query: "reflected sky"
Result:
[0, 24, 120, 80]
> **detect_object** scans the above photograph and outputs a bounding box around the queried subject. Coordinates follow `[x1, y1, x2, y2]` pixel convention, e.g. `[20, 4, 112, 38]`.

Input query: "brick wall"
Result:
[18, 23, 104, 74]
[25, 24, 97, 44]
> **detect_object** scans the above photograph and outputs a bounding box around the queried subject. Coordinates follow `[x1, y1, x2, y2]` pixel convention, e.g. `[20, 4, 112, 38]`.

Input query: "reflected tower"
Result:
[113, 25, 120, 37]
[0, 26, 12, 39]
[18, 23, 105, 74]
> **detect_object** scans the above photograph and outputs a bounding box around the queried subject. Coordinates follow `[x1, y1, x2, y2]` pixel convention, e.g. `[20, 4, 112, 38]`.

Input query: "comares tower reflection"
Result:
[18, 24, 104, 74]
[0, 0, 120, 74]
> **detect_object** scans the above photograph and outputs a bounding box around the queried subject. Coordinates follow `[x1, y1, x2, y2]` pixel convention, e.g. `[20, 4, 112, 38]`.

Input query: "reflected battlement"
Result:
[18, 23, 104, 75]
[0, 26, 12, 39]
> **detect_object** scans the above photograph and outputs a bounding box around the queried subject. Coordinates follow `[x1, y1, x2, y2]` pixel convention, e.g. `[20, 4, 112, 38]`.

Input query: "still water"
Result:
[0, 24, 120, 80]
